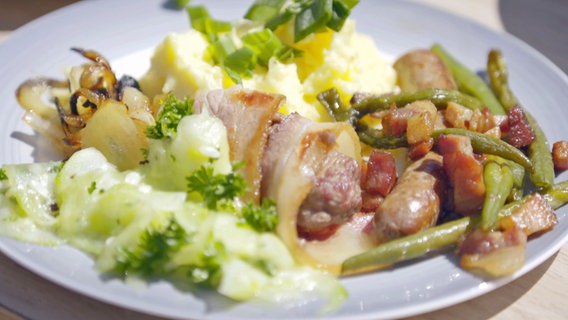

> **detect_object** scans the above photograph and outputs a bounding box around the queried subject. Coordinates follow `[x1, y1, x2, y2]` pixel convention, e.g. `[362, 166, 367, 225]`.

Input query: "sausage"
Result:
[394, 49, 457, 92]
[372, 152, 447, 243]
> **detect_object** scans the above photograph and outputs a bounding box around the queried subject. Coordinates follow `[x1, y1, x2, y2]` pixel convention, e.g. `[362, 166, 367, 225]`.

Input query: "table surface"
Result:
[1, 0, 567, 319]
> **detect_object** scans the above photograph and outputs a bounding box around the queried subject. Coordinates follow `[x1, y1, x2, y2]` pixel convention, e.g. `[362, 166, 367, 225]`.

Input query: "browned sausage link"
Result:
[394, 49, 458, 93]
[372, 152, 447, 243]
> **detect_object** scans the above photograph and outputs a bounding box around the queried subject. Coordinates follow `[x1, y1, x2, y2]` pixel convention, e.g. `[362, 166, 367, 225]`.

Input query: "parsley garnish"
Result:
[145, 94, 194, 139]
[185, 240, 225, 287]
[0, 168, 7, 180]
[87, 181, 97, 195]
[241, 198, 278, 232]
[186, 163, 247, 210]
[115, 216, 188, 277]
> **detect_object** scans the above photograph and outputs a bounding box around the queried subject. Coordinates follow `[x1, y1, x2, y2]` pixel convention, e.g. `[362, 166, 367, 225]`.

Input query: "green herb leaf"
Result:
[115, 216, 188, 277]
[145, 94, 194, 139]
[240, 28, 302, 66]
[223, 47, 258, 84]
[186, 163, 247, 210]
[207, 34, 238, 65]
[241, 198, 278, 232]
[242, 29, 282, 67]
[265, 7, 296, 31]
[294, 0, 333, 42]
[186, 5, 231, 42]
[327, 0, 359, 31]
[184, 240, 225, 287]
[87, 181, 97, 195]
[0, 168, 7, 180]
[244, 0, 287, 23]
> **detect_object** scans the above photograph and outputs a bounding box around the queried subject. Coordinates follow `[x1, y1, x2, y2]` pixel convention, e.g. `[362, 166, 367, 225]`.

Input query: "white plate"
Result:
[1, 0, 568, 319]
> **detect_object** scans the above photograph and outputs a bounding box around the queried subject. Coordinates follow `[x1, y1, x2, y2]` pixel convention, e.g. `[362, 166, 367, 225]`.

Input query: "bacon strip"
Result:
[260, 112, 365, 273]
[437, 134, 485, 216]
[194, 86, 284, 204]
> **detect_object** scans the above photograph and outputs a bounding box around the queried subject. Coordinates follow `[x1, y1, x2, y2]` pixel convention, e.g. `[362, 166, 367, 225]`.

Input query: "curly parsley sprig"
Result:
[186, 162, 247, 210]
[115, 216, 189, 277]
[186, 162, 279, 232]
[145, 94, 194, 139]
[241, 198, 278, 233]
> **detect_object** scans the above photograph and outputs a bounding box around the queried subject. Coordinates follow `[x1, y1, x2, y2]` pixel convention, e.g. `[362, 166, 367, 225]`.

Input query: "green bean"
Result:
[487, 50, 517, 111]
[487, 49, 554, 191]
[356, 123, 408, 149]
[485, 155, 525, 201]
[341, 216, 479, 275]
[432, 128, 534, 173]
[499, 180, 568, 219]
[543, 180, 568, 210]
[431, 44, 506, 116]
[317, 87, 357, 124]
[526, 113, 555, 190]
[481, 161, 514, 231]
[351, 88, 483, 117]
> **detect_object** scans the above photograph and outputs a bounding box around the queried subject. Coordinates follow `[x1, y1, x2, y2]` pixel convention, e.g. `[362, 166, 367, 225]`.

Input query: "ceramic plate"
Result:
[1, 0, 567, 319]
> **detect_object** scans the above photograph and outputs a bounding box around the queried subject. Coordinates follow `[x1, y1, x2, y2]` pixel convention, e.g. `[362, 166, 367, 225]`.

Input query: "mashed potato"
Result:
[301, 20, 397, 118]
[139, 19, 396, 122]
[139, 30, 225, 100]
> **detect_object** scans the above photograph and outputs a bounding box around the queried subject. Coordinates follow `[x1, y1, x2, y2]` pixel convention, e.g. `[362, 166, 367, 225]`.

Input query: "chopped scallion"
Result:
[294, 0, 333, 42]
[242, 29, 287, 67]
[244, 0, 287, 23]
[224, 47, 258, 83]
[327, 0, 359, 31]
[208, 35, 237, 65]
[186, 5, 231, 41]
[265, 8, 295, 31]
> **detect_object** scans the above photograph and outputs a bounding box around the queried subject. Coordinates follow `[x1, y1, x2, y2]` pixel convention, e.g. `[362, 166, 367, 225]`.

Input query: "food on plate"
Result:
[260, 112, 370, 273]
[2, 0, 568, 311]
[16, 48, 155, 170]
[372, 151, 446, 242]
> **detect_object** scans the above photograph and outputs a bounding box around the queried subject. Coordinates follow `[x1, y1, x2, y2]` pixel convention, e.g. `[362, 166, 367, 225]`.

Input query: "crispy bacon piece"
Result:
[360, 150, 397, 213]
[458, 192, 556, 277]
[362, 150, 397, 197]
[458, 227, 527, 256]
[552, 140, 568, 171]
[502, 105, 535, 148]
[381, 100, 437, 141]
[457, 227, 527, 277]
[499, 193, 557, 236]
[437, 134, 485, 216]
[444, 102, 473, 129]
[444, 102, 502, 136]
[381, 107, 417, 137]
[408, 138, 434, 160]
